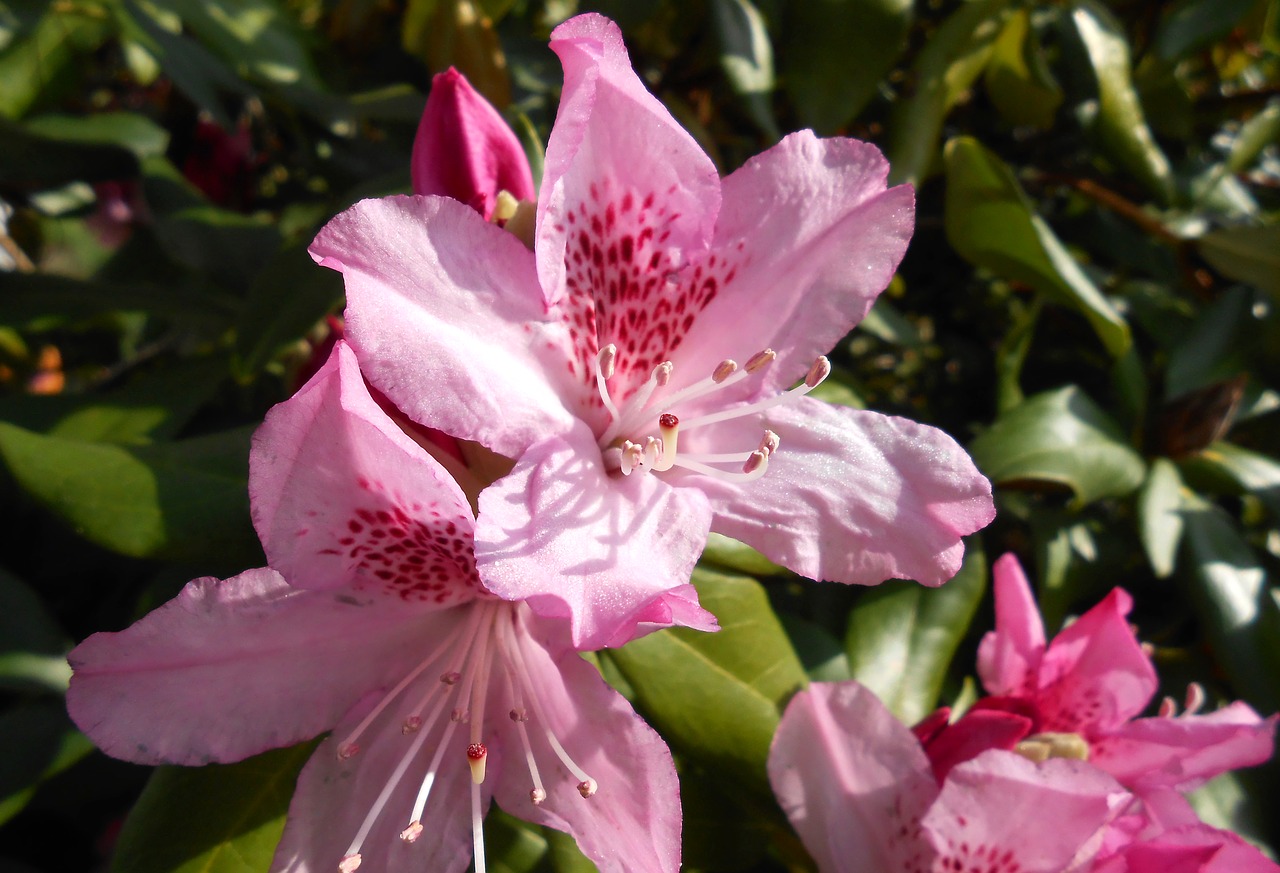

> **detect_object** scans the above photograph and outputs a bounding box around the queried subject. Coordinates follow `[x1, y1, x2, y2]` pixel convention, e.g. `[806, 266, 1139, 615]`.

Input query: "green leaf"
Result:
[699, 532, 782, 577]
[710, 0, 780, 139]
[24, 111, 170, 159]
[1198, 224, 1280, 297]
[0, 704, 94, 826]
[782, 0, 912, 134]
[152, 206, 282, 291]
[944, 136, 1132, 357]
[0, 116, 139, 189]
[1179, 440, 1280, 518]
[0, 272, 239, 331]
[484, 808, 550, 873]
[1164, 286, 1256, 399]
[1137, 458, 1186, 578]
[886, 0, 1011, 187]
[969, 386, 1146, 505]
[1070, 0, 1176, 205]
[162, 0, 325, 90]
[857, 298, 922, 347]
[681, 767, 774, 872]
[0, 566, 72, 694]
[0, 423, 260, 563]
[605, 568, 806, 795]
[1180, 495, 1280, 713]
[233, 244, 344, 379]
[983, 9, 1062, 129]
[844, 541, 987, 725]
[0, 4, 114, 119]
[780, 614, 851, 683]
[1189, 771, 1280, 855]
[113, 742, 315, 873]
[1153, 0, 1261, 60]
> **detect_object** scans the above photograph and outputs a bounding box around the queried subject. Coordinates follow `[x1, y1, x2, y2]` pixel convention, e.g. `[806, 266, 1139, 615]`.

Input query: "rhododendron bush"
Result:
[1, 2, 1278, 872]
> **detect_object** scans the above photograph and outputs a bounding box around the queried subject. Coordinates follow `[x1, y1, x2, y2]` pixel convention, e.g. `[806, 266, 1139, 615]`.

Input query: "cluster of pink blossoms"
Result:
[64, 12, 1275, 873]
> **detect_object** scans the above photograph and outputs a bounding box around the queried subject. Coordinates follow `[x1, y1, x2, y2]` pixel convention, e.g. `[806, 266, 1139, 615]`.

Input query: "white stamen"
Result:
[671, 453, 770, 483]
[679, 356, 830, 430]
[399, 821, 423, 843]
[407, 716, 460, 825]
[758, 430, 780, 456]
[599, 360, 673, 445]
[742, 450, 768, 476]
[805, 355, 831, 388]
[595, 345, 620, 422]
[1184, 682, 1206, 715]
[619, 440, 642, 476]
[402, 716, 422, 734]
[1158, 696, 1177, 718]
[745, 348, 776, 372]
[712, 359, 738, 383]
[339, 854, 362, 873]
[644, 435, 663, 470]
[651, 414, 679, 472]
[471, 779, 487, 873]
[503, 670, 548, 806]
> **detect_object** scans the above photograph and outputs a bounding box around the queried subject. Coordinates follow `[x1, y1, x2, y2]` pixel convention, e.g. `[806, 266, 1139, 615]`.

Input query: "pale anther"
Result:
[492, 190, 519, 222]
[653, 361, 673, 387]
[530, 788, 547, 805]
[759, 430, 780, 456]
[1185, 682, 1206, 715]
[337, 742, 359, 760]
[509, 708, 528, 722]
[399, 821, 423, 843]
[712, 359, 738, 383]
[1158, 696, 1177, 718]
[597, 344, 617, 380]
[467, 742, 488, 784]
[339, 854, 362, 873]
[644, 436, 663, 470]
[441, 671, 461, 685]
[742, 450, 768, 476]
[745, 348, 776, 372]
[577, 778, 598, 798]
[402, 716, 422, 734]
[805, 356, 831, 388]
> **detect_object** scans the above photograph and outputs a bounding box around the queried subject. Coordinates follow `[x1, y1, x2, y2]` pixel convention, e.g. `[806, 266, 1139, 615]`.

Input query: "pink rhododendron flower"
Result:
[66, 342, 680, 873]
[949, 553, 1277, 794]
[311, 13, 996, 649]
[411, 67, 535, 218]
[768, 681, 1132, 873]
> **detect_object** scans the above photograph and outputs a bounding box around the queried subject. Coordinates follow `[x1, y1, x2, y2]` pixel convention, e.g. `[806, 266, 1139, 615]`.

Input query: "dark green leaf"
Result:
[605, 568, 806, 795]
[1179, 440, 1280, 518]
[163, 0, 325, 91]
[1154, 0, 1261, 60]
[887, 0, 1011, 187]
[710, 0, 779, 139]
[0, 423, 259, 563]
[681, 767, 775, 872]
[699, 532, 782, 577]
[944, 137, 1132, 357]
[780, 614, 851, 683]
[1180, 496, 1280, 713]
[968, 386, 1146, 505]
[1198, 224, 1280, 297]
[1070, 1, 1175, 204]
[0, 4, 113, 119]
[0, 272, 239, 330]
[152, 207, 283, 291]
[113, 742, 315, 873]
[234, 244, 344, 379]
[1164, 287, 1256, 399]
[0, 116, 138, 189]
[983, 8, 1062, 129]
[782, 0, 911, 134]
[844, 541, 986, 725]
[24, 111, 169, 158]
[0, 704, 94, 826]
[484, 808, 550, 873]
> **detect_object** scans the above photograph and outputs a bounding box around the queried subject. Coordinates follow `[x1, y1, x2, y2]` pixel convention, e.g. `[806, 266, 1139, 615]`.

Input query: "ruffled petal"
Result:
[695, 399, 994, 586]
[67, 568, 437, 766]
[251, 342, 481, 606]
[412, 68, 535, 217]
[768, 682, 937, 873]
[919, 708, 1034, 783]
[475, 423, 715, 650]
[492, 612, 681, 873]
[538, 13, 720, 314]
[313, 194, 583, 457]
[1034, 588, 1159, 734]
[977, 553, 1049, 697]
[923, 752, 1131, 873]
[1090, 704, 1277, 791]
[676, 132, 914, 398]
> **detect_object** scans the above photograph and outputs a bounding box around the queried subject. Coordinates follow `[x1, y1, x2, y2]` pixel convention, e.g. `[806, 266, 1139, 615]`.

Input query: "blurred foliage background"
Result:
[1, 0, 1279, 870]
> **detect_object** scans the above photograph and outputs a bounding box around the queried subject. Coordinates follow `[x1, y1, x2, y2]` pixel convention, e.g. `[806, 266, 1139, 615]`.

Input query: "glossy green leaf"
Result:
[1180, 440, 1280, 518]
[0, 423, 259, 563]
[0, 272, 238, 330]
[24, 111, 169, 158]
[944, 136, 1132, 357]
[162, 0, 325, 90]
[1189, 771, 1280, 854]
[605, 568, 806, 795]
[0, 704, 94, 826]
[887, 0, 1011, 187]
[1164, 286, 1255, 399]
[844, 541, 986, 725]
[699, 532, 782, 577]
[858, 298, 922, 347]
[0, 566, 71, 693]
[1137, 458, 1186, 578]
[152, 207, 282, 291]
[0, 4, 114, 119]
[969, 386, 1146, 505]
[1070, 1, 1175, 204]
[1198, 224, 1280, 297]
[781, 614, 851, 683]
[0, 116, 138, 189]
[233, 244, 344, 379]
[783, 0, 912, 134]
[113, 742, 314, 873]
[1180, 497, 1280, 713]
[484, 808, 550, 873]
[1153, 0, 1261, 60]
[710, 0, 779, 139]
[983, 9, 1062, 129]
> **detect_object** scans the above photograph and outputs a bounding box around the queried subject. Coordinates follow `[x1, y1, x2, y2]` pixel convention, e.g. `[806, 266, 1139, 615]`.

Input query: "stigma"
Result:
[595, 344, 830, 482]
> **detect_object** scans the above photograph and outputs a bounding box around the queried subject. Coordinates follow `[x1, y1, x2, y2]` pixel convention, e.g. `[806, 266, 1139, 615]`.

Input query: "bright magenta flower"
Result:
[962, 553, 1277, 795]
[312, 14, 995, 649]
[769, 681, 1132, 873]
[66, 343, 680, 873]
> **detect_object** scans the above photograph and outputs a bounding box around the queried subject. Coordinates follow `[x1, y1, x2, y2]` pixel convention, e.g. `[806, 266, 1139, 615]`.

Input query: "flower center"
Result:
[1013, 731, 1090, 764]
[332, 601, 597, 873]
[593, 343, 830, 482]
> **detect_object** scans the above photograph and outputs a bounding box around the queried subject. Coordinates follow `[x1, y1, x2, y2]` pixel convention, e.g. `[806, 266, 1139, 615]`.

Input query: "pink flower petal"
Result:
[919, 708, 1033, 783]
[1034, 588, 1158, 734]
[922, 751, 1131, 873]
[977, 553, 1048, 697]
[537, 13, 720, 313]
[695, 399, 994, 586]
[313, 195, 585, 458]
[412, 67, 535, 218]
[677, 132, 914, 398]
[492, 614, 681, 873]
[251, 342, 481, 606]
[768, 682, 937, 873]
[475, 423, 716, 649]
[1091, 704, 1277, 791]
[67, 568, 439, 766]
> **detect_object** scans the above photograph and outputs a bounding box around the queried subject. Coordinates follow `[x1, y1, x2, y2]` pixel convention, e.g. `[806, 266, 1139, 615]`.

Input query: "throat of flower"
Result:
[1013, 732, 1091, 764]
[595, 343, 830, 483]
[332, 602, 598, 873]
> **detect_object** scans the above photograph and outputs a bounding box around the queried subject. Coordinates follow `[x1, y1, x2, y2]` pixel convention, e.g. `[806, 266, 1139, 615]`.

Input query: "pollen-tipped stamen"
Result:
[595, 345, 620, 422]
[679, 355, 831, 431]
[471, 778, 487, 873]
